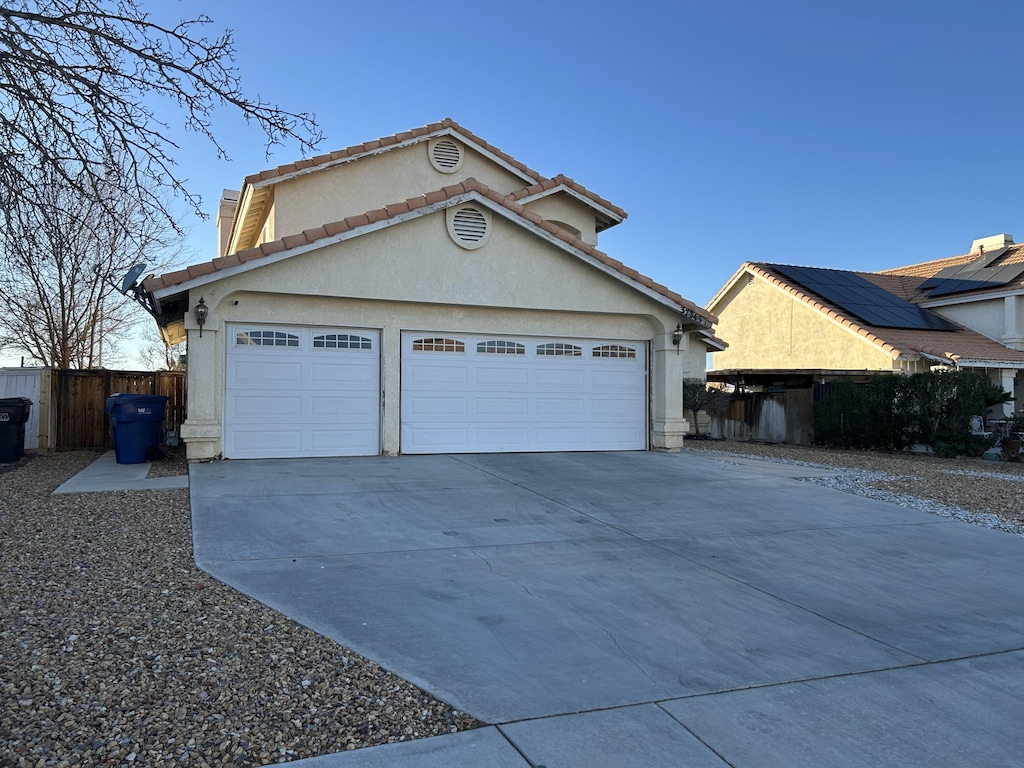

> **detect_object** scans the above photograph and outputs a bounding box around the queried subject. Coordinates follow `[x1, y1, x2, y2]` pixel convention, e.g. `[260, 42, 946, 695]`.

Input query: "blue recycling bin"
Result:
[105, 394, 169, 464]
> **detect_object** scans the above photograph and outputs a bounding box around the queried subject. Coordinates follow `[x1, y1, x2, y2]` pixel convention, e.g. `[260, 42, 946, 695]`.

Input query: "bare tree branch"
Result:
[0, 156, 181, 368]
[0, 0, 323, 229]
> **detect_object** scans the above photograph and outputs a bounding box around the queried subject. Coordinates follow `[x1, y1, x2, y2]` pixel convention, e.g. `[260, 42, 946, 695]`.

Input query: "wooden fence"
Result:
[55, 369, 185, 450]
[709, 388, 815, 445]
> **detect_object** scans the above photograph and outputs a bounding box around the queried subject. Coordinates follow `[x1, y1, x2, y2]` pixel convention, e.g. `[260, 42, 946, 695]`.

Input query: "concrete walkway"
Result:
[190, 451, 1024, 767]
[52, 450, 189, 494]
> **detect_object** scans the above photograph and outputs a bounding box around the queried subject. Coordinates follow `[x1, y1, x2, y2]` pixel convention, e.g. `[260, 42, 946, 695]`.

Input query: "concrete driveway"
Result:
[191, 451, 1024, 767]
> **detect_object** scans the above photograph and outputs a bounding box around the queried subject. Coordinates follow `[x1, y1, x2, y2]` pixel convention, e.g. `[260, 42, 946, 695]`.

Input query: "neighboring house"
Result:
[143, 119, 719, 460]
[707, 233, 1024, 424]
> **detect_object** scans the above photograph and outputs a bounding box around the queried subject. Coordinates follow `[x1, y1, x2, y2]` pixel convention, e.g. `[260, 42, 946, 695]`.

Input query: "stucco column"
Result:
[381, 326, 401, 456]
[180, 298, 222, 460]
[1001, 368, 1018, 418]
[650, 328, 690, 450]
[1004, 296, 1024, 349]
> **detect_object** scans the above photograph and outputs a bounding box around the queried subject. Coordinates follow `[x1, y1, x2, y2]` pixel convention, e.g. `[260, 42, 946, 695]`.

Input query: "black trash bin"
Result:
[0, 397, 32, 463]
[105, 394, 169, 464]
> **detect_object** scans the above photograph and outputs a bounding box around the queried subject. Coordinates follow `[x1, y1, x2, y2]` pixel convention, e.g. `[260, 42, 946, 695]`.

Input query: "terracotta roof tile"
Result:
[341, 215, 369, 230]
[187, 262, 216, 279]
[441, 180, 467, 196]
[384, 201, 410, 215]
[235, 246, 261, 262]
[161, 268, 190, 287]
[242, 118, 545, 188]
[879, 253, 974, 278]
[150, 178, 715, 326]
[302, 226, 329, 242]
[259, 240, 286, 257]
[877, 244, 1024, 301]
[216, 253, 242, 269]
[507, 173, 628, 221]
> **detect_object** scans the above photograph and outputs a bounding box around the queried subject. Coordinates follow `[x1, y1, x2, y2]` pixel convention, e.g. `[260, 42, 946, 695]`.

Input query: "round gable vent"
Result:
[429, 137, 463, 173]
[446, 205, 491, 250]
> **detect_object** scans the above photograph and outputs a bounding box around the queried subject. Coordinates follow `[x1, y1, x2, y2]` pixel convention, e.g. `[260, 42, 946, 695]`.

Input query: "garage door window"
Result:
[314, 333, 373, 349]
[236, 330, 300, 347]
[592, 344, 636, 359]
[537, 342, 582, 357]
[477, 340, 525, 355]
[413, 337, 465, 353]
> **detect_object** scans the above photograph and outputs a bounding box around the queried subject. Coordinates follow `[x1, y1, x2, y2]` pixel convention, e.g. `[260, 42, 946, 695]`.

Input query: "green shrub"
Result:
[814, 370, 1011, 455]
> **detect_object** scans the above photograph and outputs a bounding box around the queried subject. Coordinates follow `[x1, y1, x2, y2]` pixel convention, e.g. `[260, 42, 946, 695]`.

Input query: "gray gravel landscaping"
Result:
[1, 452, 479, 767]
[684, 439, 1024, 535]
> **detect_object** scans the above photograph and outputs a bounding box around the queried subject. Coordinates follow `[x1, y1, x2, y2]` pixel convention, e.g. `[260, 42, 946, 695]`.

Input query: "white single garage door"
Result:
[401, 332, 647, 453]
[224, 325, 380, 459]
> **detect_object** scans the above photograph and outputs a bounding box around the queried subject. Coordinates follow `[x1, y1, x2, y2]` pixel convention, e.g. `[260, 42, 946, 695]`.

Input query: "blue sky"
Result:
[164, 0, 1023, 311]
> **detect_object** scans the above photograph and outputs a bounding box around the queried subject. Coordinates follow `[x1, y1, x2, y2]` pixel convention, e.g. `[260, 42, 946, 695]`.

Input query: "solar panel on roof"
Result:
[926, 279, 1005, 298]
[768, 264, 960, 331]
[920, 247, 1024, 297]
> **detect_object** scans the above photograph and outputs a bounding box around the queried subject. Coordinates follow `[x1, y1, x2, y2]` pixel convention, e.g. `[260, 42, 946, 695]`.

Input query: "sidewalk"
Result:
[51, 450, 189, 494]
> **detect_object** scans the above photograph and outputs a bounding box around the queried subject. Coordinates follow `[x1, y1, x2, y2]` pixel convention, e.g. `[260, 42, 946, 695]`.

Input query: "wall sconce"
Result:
[194, 296, 208, 338]
[672, 323, 684, 353]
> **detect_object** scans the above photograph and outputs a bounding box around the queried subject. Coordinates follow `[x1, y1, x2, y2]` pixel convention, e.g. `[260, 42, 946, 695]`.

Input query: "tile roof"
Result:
[243, 118, 545, 187]
[745, 262, 1024, 365]
[145, 178, 715, 326]
[880, 244, 1024, 301]
[507, 173, 628, 223]
[226, 119, 627, 255]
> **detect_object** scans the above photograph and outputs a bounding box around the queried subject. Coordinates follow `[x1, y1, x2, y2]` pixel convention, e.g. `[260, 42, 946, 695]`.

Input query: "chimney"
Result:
[217, 189, 240, 257]
[970, 233, 1014, 254]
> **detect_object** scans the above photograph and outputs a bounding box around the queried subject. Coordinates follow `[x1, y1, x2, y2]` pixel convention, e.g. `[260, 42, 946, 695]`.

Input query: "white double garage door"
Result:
[224, 325, 647, 458]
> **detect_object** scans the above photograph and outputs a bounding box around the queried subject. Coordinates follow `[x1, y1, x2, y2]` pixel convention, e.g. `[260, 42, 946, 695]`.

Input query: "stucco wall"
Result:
[710, 275, 898, 371]
[181, 207, 697, 458]
[519, 193, 598, 245]
[932, 298, 1005, 342]
[273, 140, 529, 239]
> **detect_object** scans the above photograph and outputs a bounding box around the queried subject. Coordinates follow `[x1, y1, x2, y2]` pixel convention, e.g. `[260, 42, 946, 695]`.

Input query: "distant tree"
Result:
[682, 378, 731, 434]
[0, 157, 179, 368]
[139, 322, 185, 371]
[0, 0, 322, 229]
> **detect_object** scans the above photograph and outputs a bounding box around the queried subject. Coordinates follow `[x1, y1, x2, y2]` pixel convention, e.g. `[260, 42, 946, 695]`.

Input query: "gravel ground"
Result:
[1, 452, 479, 767]
[684, 439, 1024, 535]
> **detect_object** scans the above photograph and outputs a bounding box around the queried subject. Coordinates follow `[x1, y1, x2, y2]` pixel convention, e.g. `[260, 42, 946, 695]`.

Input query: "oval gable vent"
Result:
[453, 208, 486, 242]
[429, 137, 463, 173]
[447, 206, 491, 250]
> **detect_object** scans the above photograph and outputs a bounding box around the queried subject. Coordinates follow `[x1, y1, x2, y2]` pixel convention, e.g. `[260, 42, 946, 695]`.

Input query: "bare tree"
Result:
[138, 322, 185, 371]
[682, 378, 732, 435]
[0, 0, 322, 228]
[0, 157, 179, 368]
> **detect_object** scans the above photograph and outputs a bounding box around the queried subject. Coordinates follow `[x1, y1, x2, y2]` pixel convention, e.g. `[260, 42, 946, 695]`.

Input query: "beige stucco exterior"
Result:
[925, 294, 1024, 350]
[708, 265, 1024, 417]
[178, 204, 706, 459]
[269, 139, 530, 247]
[710, 273, 903, 372]
[518, 193, 598, 245]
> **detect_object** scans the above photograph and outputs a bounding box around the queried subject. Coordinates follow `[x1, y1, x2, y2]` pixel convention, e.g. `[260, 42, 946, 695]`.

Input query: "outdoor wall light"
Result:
[194, 296, 208, 338]
[672, 323, 684, 351]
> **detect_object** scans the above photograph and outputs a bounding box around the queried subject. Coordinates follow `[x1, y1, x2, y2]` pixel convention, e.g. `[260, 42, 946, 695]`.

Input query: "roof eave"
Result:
[247, 124, 542, 192]
[149, 185, 714, 324]
[513, 184, 626, 230]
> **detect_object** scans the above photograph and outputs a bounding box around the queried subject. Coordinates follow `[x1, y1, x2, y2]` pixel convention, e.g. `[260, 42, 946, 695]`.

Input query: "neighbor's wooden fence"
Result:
[55, 369, 185, 450]
[709, 388, 815, 445]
